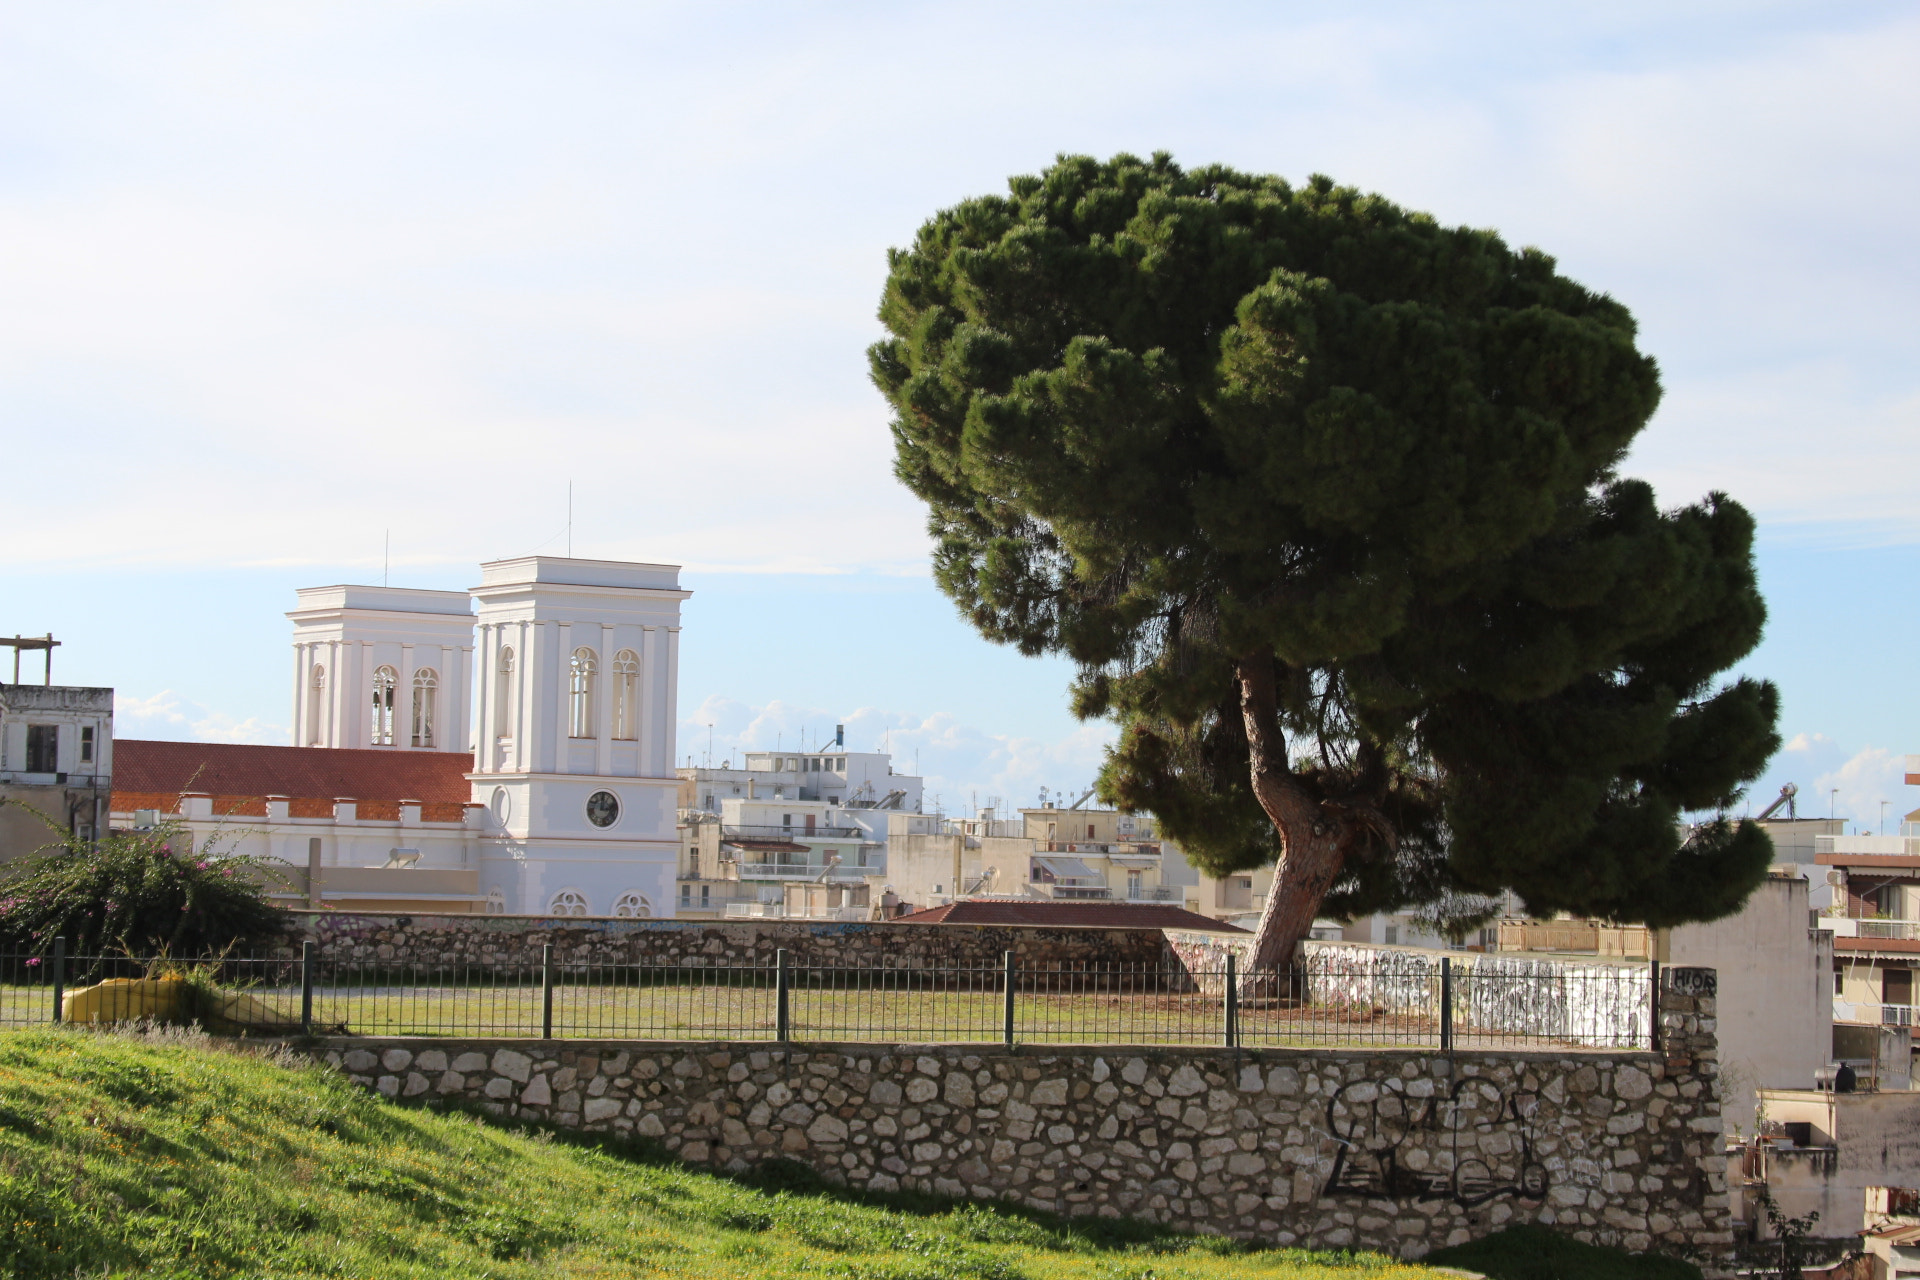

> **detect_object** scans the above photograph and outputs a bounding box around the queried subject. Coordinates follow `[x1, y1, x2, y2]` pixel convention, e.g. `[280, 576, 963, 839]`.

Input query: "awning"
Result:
[724, 838, 808, 854]
[1035, 856, 1101, 882]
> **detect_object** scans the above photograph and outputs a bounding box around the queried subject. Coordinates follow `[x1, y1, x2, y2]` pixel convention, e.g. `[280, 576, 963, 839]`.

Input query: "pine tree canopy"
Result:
[870, 153, 1779, 966]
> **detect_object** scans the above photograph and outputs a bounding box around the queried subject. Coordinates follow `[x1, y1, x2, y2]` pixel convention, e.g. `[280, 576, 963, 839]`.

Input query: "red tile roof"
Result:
[112, 740, 474, 808]
[894, 900, 1246, 932]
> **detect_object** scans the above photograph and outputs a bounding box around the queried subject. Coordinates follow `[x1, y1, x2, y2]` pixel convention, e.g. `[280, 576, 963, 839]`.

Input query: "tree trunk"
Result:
[1236, 655, 1354, 973]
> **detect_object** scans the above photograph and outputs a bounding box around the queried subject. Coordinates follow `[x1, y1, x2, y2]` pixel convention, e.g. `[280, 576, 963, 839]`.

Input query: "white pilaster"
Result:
[639, 626, 658, 777]
[595, 623, 613, 776]
[662, 626, 681, 780]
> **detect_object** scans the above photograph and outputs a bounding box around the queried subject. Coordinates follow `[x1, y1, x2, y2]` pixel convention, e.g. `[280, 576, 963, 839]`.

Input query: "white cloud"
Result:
[678, 696, 1116, 818]
[113, 689, 283, 746]
[1783, 732, 1833, 753]
[1812, 746, 1911, 832]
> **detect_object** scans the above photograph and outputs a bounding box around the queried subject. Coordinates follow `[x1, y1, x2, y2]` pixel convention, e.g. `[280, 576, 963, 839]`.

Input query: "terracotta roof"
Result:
[894, 900, 1246, 932]
[112, 740, 474, 807]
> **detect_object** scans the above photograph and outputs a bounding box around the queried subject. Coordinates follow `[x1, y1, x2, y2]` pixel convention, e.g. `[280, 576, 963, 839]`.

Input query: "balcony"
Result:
[1825, 918, 1920, 941]
[736, 860, 878, 881]
[1835, 999, 1916, 1026]
[722, 823, 863, 841]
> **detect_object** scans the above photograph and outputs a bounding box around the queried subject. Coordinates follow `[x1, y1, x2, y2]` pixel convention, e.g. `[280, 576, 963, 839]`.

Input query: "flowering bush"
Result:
[0, 815, 292, 956]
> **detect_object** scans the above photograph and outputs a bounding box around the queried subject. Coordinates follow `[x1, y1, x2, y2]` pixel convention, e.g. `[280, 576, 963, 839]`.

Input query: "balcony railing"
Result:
[736, 860, 878, 881]
[1826, 918, 1920, 941]
[722, 823, 863, 840]
[1834, 999, 1917, 1026]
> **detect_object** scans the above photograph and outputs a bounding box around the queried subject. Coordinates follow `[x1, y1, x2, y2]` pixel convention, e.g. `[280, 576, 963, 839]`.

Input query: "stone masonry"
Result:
[311, 968, 1728, 1259]
[280, 911, 1176, 971]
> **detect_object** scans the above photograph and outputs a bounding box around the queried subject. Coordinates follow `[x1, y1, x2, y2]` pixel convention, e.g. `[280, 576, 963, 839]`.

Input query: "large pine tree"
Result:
[871, 153, 1779, 969]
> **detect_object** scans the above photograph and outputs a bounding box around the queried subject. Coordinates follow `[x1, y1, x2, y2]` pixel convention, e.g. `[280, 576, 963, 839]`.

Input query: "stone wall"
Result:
[280, 911, 1172, 971]
[309, 967, 1728, 1260]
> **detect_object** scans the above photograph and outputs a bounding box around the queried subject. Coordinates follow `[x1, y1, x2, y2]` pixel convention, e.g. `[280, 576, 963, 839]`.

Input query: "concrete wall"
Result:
[310, 968, 1726, 1259]
[1666, 875, 1833, 1134]
[1753, 1088, 1920, 1238]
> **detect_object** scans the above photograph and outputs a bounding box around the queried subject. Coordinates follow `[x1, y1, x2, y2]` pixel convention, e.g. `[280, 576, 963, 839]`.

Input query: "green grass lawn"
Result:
[2, 979, 1616, 1050]
[0, 1025, 1456, 1280]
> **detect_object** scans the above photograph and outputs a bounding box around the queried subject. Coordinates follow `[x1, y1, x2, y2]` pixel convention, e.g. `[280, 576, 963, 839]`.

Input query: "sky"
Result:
[1, 2, 1916, 828]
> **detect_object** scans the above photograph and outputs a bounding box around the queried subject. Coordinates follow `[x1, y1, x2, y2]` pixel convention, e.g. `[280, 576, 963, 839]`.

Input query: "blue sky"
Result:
[2, 2, 1915, 826]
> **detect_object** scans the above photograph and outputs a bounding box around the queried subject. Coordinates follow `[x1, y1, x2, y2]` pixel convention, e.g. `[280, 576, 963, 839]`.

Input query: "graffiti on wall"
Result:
[1322, 1075, 1550, 1206]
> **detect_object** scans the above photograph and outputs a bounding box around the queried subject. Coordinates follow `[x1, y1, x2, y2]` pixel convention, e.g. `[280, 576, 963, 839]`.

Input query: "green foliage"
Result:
[1423, 1224, 1700, 1280]
[0, 1025, 1446, 1279]
[0, 816, 292, 956]
[872, 152, 1778, 930]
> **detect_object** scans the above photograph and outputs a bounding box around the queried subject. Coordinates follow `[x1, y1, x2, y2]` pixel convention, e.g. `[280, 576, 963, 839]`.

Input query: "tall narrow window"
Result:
[371, 666, 398, 745]
[25, 724, 57, 773]
[307, 664, 326, 745]
[612, 649, 640, 740]
[410, 668, 438, 747]
[79, 725, 95, 764]
[569, 648, 597, 738]
[494, 646, 515, 738]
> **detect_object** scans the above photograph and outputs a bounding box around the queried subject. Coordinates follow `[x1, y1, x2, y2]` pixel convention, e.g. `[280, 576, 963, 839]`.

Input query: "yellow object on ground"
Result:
[60, 974, 308, 1033]
[61, 975, 194, 1025]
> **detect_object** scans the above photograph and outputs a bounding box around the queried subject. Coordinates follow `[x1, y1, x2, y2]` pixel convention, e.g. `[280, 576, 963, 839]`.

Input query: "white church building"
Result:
[110, 555, 687, 918]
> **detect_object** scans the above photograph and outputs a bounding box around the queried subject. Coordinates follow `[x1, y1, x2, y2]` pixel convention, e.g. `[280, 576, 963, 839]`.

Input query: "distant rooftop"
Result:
[895, 900, 1245, 932]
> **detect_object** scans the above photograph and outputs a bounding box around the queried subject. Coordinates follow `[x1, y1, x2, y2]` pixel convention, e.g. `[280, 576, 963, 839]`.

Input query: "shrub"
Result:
[0, 813, 292, 957]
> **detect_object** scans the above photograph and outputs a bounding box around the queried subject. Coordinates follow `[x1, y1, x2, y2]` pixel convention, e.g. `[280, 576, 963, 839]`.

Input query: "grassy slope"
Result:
[0, 1027, 1446, 1280]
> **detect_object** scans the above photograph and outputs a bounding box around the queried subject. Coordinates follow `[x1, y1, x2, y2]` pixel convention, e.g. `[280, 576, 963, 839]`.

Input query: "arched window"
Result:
[494, 646, 515, 738]
[410, 668, 437, 748]
[612, 890, 651, 918]
[612, 649, 640, 740]
[307, 664, 326, 745]
[569, 648, 597, 738]
[371, 666, 397, 745]
[547, 888, 590, 917]
[484, 886, 507, 915]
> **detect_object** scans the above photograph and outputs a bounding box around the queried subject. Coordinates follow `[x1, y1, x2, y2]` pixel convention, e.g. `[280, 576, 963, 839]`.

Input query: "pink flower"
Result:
[196, 861, 209, 870]
[25, 957, 39, 967]
[159, 844, 171, 855]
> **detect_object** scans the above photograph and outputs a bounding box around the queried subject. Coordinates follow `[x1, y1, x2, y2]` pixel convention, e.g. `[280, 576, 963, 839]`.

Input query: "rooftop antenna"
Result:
[707, 723, 714, 769]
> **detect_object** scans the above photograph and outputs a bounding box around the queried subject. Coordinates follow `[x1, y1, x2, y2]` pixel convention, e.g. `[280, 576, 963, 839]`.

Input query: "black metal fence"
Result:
[0, 939, 1659, 1051]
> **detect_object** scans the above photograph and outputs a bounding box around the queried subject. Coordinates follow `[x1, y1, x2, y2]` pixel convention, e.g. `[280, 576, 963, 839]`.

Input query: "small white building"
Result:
[1, 681, 114, 860]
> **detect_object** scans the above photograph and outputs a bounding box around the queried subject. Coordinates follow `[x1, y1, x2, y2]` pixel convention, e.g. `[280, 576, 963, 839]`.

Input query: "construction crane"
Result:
[1756, 783, 1798, 821]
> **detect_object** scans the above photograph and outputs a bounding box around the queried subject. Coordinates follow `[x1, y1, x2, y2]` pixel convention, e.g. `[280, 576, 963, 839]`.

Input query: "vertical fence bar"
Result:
[1223, 952, 1237, 1048]
[300, 941, 315, 1034]
[50, 937, 66, 1024]
[1439, 956, 1453, 1052]
[540, 944, 555, 1039]
[1002, 950, 1016, 1050]
[1649, 958, 1661, 1053]
[775, 948, 790, 1043]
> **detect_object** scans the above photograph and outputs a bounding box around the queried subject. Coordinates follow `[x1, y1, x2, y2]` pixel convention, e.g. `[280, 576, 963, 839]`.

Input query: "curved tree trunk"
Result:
[1236, 655, 1359, 973]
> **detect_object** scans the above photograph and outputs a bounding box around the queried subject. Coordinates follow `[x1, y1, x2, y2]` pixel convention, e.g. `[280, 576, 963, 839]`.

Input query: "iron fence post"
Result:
[50, 936, 66, 1025]
[541, 943, 555, 1039]
[300, 941, 315, 1035]
[1003, 950, 1016, 1050]
[1649, 958, 1661, 1053]
[1224, 952, 1237, 1048]
[776, 948, 790, 1043]
[1439, 956, 1453, 1052]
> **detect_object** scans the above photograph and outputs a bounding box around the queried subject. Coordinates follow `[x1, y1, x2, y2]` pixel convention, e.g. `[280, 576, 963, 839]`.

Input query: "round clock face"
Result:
[585, 790, 620, 828]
